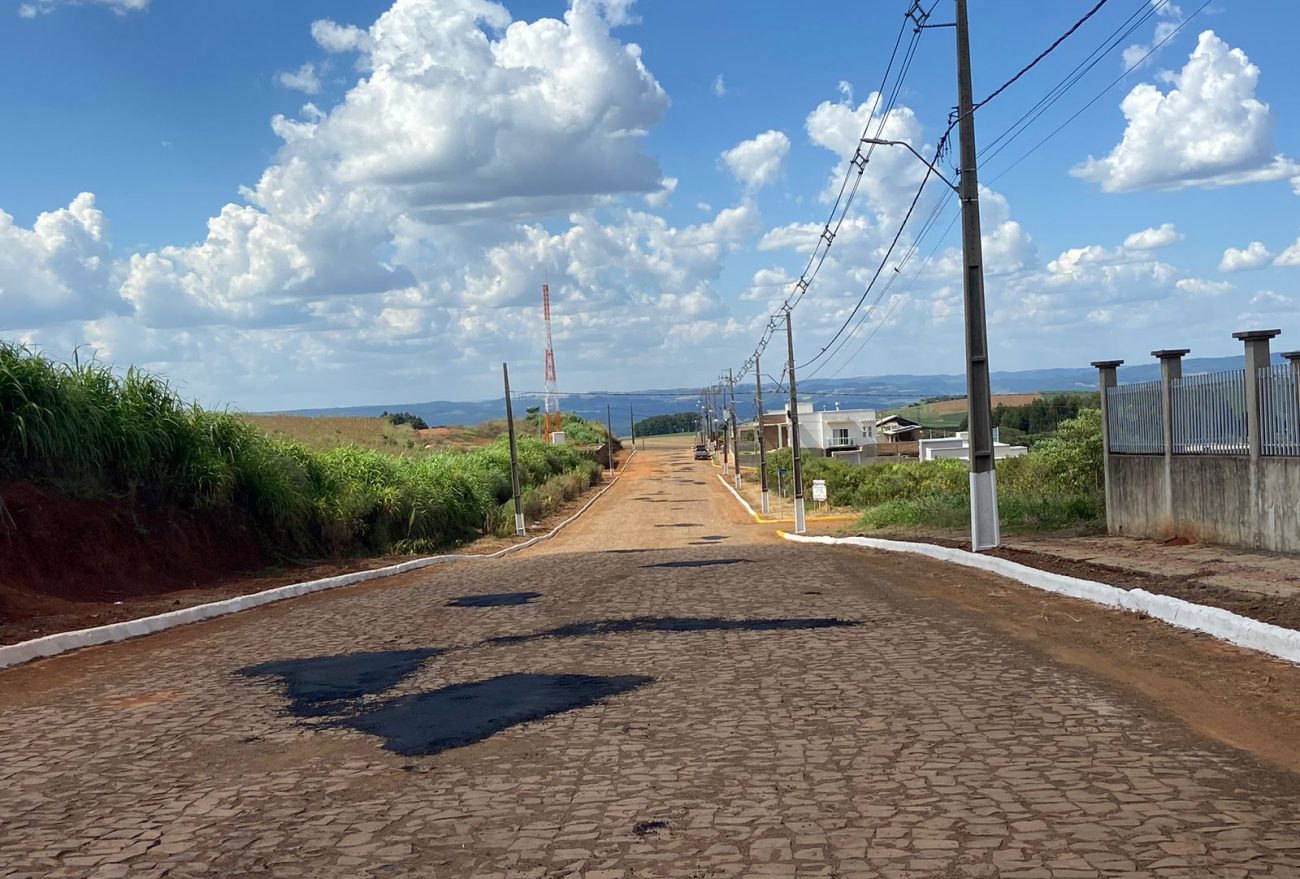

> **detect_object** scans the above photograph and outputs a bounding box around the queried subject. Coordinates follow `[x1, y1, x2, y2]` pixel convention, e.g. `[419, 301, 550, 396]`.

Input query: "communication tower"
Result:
[542, 283, 562, 439]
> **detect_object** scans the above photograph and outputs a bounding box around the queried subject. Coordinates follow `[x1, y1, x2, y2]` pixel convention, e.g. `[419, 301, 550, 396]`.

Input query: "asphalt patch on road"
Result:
[654, 523, 701, 528]
[643, 558, 748, 568]
[633, 820, 669, 838]
[487, 616, 858, 645]
[447, 592, 541, 607]
[331, 673, 653, 756]
[239, 648, 443, 717]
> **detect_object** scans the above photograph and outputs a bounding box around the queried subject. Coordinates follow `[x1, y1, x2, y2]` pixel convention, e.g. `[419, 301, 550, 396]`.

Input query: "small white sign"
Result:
[811, 479, 827, 502]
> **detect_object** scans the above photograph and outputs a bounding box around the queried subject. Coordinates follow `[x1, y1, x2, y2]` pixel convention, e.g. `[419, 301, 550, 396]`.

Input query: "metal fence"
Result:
[1106, 381, 1163, 453]
[1170, 370, 1247, 454]
[1260, 364, 1300, 456]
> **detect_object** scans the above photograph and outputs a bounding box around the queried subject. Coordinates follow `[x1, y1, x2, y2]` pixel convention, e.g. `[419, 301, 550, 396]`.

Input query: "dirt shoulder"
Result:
[809, 521, 1300, 632]
[0, 469, 618, 648]
[833, 544, 1300, 776]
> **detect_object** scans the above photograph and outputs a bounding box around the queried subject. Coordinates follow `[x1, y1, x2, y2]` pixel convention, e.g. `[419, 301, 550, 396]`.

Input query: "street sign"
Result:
[811, 480, 827, 502]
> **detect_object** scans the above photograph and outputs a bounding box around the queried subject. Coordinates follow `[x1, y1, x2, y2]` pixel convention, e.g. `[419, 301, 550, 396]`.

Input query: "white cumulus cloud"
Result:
[1073, 31, 1300, 192]
[276, 63, 322, 95]
[0, 193, 122, 326]
[19, 0, 146, 17]
[1123, 223, 1182, 250]
[712, 74, 726, 97]
[1175, 278, 1233, 296]
[1274, 238, 1300, 267]
[1219, 241, 1272, 272]
[720, 131, 790, 191]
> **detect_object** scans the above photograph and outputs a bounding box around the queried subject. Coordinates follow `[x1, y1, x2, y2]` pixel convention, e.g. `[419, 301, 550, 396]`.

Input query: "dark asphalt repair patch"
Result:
[653, 523, 701, 528]
[487, 616, 858, 645]
[239, 649, 443, 716]
[331, 673, 653, 756]
[633, 820, 669, 838]
[447, 592, 541, 607]
[643, 558, 749, 568]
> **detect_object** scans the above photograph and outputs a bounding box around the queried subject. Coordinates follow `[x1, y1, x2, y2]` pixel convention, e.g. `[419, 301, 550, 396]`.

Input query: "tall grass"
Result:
[0, 342, 600, 555]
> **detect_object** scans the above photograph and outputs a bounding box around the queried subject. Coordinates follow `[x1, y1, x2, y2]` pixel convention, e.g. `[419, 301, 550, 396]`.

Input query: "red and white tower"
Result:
[542, 283, 561, 439]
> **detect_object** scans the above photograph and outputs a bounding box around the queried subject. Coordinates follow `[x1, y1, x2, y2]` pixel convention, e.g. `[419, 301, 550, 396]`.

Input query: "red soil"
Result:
[0, 481, 270, 634]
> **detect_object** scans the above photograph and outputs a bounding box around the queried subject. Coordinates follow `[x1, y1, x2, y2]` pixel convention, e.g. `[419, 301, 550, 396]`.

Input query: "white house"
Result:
[760, 401, 879, 457]
[917, 431, 1028, 462]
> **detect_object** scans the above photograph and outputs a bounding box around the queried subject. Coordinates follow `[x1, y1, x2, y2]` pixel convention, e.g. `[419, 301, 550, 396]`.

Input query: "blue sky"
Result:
[2, 0, 1298, 410]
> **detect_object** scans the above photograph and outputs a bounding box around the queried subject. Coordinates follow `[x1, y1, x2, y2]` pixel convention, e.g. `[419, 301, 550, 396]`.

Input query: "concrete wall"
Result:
[1108, 452, 1300, 552]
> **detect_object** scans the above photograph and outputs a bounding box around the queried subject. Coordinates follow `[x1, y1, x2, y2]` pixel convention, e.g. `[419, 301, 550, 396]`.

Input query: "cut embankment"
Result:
[1, 480, 272, 631]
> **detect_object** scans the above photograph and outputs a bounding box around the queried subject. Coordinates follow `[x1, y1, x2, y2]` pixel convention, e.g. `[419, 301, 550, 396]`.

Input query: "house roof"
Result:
[876, 414, 922, 428]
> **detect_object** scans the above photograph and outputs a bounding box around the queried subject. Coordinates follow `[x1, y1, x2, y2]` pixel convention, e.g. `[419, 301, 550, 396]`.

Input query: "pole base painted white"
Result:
[514, 512, 526, 536]
[970, 469, 1000, 551]
[760, 490, 771, 515]
[794, 496, 806, 535]
[723, 461, 730, 474]
[734, 472, 742, 490]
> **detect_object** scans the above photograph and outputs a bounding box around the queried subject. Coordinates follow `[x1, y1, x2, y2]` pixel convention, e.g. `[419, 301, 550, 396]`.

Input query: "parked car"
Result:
[693, 444, 711, 461]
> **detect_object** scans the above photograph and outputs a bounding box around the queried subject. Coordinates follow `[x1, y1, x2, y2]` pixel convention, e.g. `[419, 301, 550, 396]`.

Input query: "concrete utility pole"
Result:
[955, 0, 1000, 551]
[502, 362, 525, 536]
[785, 310, 806, 535]
[606, 404, 615, 477]
[720, 382, 731, 475]
[727, 368, 741, 489]
[629, 404, 637, 452]
[754, 355, 771, 515]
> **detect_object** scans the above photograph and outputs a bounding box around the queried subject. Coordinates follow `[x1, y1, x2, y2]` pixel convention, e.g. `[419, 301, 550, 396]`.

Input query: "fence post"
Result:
[1234, 329, 1282, 461]
[1284, 351, 1300, 430]
[1091, 359, 1123, 534]
[1234, 329, 1281, 548]
[1152, 349, 1189, 533]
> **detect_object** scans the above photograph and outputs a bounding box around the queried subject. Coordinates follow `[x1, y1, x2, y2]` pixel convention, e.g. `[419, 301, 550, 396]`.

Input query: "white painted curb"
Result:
[0, 451, 635, 671]
[782, 532, 1300, 667]
[717, 473, 761, 519]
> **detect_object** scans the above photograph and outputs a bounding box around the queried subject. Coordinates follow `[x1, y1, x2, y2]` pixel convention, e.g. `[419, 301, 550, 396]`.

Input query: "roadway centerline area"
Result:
[2, 439, 1298, 877]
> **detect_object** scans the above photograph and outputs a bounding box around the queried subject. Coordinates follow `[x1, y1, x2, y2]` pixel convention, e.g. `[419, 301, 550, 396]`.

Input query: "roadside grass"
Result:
[1, 342, 603, 556]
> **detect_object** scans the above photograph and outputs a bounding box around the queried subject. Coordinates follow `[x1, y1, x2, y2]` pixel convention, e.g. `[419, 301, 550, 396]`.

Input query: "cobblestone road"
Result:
[2, 443, 1299, 878]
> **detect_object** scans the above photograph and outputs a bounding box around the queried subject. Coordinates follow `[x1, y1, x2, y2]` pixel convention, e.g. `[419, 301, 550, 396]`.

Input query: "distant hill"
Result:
[263, 354, 1275, 435]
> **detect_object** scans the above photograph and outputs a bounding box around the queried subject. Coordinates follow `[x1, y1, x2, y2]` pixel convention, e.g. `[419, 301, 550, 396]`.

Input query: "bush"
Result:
[760, 408, 1105, 534]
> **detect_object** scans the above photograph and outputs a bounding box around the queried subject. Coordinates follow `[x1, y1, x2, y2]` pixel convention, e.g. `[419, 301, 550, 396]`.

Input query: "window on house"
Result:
[832, 427, 850, 446]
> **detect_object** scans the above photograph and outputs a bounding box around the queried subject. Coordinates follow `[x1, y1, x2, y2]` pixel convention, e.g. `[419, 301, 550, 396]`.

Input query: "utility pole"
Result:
[629, 404, 636, 452]
[955, 0, 1000, 551]
[502, 362, 525, 536]
[754, 355, 770, 515]
[719, 382, 731, 475]
[606, 403, 615, 477]
[785, 310, 806, 534]
[727, 368, 741, 489]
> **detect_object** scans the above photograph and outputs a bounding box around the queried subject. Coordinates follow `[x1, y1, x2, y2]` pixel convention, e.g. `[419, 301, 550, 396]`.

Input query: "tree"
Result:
[633, 412, 700, 436]
[382, 411, 429, 430]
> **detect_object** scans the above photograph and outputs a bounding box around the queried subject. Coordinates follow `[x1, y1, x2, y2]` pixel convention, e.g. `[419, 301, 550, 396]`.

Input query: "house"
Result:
[875, 414, 924, 443]
[751, 400, 878, 458]
[917, 431, 1028, 462]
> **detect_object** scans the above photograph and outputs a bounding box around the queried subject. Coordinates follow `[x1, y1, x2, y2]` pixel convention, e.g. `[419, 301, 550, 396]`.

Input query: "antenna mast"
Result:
[542, 283, 561, 440]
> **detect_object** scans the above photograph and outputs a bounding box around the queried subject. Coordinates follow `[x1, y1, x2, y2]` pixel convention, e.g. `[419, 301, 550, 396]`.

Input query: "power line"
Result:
[972, 0, 1112, 113]
[735, 1, 931, 381]
[788, 0, 1150, 382]
[987, 0, 1212, 184]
